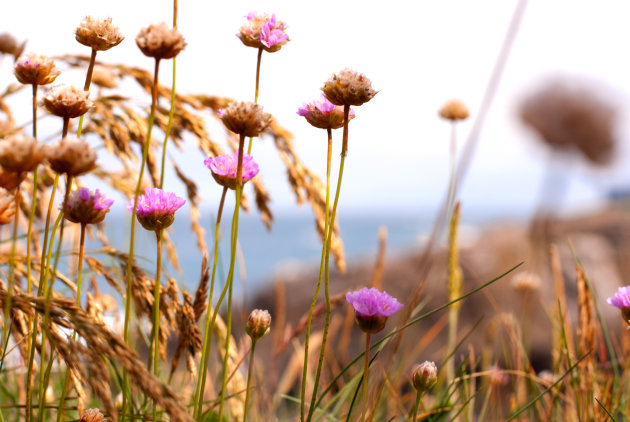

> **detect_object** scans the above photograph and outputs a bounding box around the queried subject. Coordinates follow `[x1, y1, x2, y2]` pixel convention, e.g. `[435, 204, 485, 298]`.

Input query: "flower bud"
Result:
[136, 22, 186, 60]
[75, 16, 124, 51]
[246, 309, 271, 341]
[218, 101, 271, 137]
[14, 53, 60, 86]
[411, 361, 438, 392]
[321, 69, 377, 107]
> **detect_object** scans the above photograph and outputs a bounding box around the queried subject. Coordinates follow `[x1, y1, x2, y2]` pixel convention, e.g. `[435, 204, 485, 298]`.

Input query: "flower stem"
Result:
[122, 56, 161, 420]
[2, 185, 21, 341]
[62, 117, 69, 139]
[300, 128, 332, 422]
[193, 186, 228, 419]
[306, 106, 350, 422]
[152, 229, 164, 420]
[76, 48, 97, 139]
[410, 390, 422, 422]
[246, 47, 263, 155]
[361, 333, 372, 422]
[242, 340, 257, 422]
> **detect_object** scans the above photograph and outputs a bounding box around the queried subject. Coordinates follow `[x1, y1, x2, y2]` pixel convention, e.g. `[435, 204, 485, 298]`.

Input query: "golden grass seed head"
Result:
[91, 65, 121, 89]
[43, 85, 93, 119]
[136, 22, 186, 60]
[75, 16, 124, 51]
[321, 69, 377, 106]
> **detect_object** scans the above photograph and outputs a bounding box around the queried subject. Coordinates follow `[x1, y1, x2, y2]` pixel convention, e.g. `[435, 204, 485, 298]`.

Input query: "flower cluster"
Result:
[346, 287, 403, 333]
[204, 150, 259, 189]
[607, 286, 630, 324]
[14, 53, 60, 86]
[136, 22, 186, 60]
[128, 187, 185, 231]
[297, 95, 355, 130]
[43, 85, 93, 119]
[63, 188, 113, 225]
[238, 12, 289, 53]
[75, 16, 124, 51]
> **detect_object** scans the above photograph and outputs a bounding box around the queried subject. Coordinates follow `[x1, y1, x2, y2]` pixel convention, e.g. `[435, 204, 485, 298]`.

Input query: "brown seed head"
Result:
[43, 85, 93, 119]
[0, 33, 26, 60]
[520, 79, 617, 165]
[46, 137, 97, 176]
[0, 167, 26, 190]
[511, 271, 541, 294]
[439, 99, 470, 121]
[246, 309, 271, 341]
[79, 408, 104, 422]
[219, 101, 271, 137]
[75, 16, 124, 51]
[14, 53, 60, 86]
[0, 188, 16, 225]
[91, 65, 121, 89]
[321, 69, 377, 106]
[136, 22, 186, 60]
[0, 134, 46, 173]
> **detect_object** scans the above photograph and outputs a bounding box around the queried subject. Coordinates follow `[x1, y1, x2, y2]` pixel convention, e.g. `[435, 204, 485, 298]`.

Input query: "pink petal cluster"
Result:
[127, 187, 185, 231]
[297, 95, 355, 130]
[259, 14, 288, 48]
[204, 150, 259, 190]
[346, 287, 403, 317]
[607, 286, 630, 309]
[238, 12, 289, 53]
[63, 187, 113, 225]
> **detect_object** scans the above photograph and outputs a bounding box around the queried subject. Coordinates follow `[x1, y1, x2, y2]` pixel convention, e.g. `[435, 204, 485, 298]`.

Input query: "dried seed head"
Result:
[79, 408, 104, 422]
[14, 53, 60, 86]
[0, 167, 25, 190]
[136, 22, 186, 60]
[43, 85, 93, 119]
[46, 138, 97, 176]
[75, 16, 124, 51]
[0, 188, 15, 225]
[237, 12, 289, 53]
[91, 65, 120, 89]
[246, 309, 271, 341]
[439, 99, 470, 121]
[0, 134, 45, 173]
[321, 69, 377, 107]
[411, 361, 438, 392]
[218, 101, 271, 137]
[0, 33, 26, 60]
[520, 79, 617, 165]
[511, 271, 541, 294]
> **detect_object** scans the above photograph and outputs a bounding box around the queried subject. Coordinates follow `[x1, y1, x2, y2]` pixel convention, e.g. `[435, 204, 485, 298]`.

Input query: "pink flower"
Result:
[63, 188, 113, 225]
[607, 286, 630, 325]
[204, 150, 259, 190]
[127, 187, 185, 231]
[237, 12, 289, 53]
[297, 95, 355, 130]
[346, 287, 403, 333]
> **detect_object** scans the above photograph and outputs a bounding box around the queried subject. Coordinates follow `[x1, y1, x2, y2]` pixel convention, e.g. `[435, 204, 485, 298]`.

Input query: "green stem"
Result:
[306, 106, 350, 422]
[242, 340, 257, 422]
[2, 185, 21, 342]
[76, 48, 97, 139]
[152, 230, 164, 420]
[300, 128, 332, 422]
[218, 134, 246, 421]
[361, 334, 371, 422]
[122, 57, 160, 420]
[193, 186, 228, 419]
[158, 55, 177, 189]
[246, 47, 263, 155]
[410, 390, 422, 422]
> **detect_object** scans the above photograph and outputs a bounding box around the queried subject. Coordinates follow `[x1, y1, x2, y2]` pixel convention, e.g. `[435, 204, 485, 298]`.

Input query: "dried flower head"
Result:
[520, 79, 617, 165]
[322, 69, 377, 107]
[238, 12, 289, 53]
[411, 361, 438, 392]
[607, 286, 630, 325]
[439, 99, 470, 121]
[346, 287, 403, 333]
[0, 167, 26, 190]
[218, 101, 271, 137]
[0, 33, 26, 60]
[0, 134, 45, 173]
[75, 16, 124, 51]
[46, 138, 97, 176]
[127, 187, 185, 232]
[297, 95, 356, 130]
[0, 188, 16, 225]
[203, 150, 259, 189]
[246, 309, 271, 341]
[43, 85, 93, 119]
[14, 53, 60, 86]
[63, 188, 113, 225]
[79, 408, 104, 422]
[136, 22, 186, 60]
[511, 271, 541, 294]
[91, 65, 121, 89]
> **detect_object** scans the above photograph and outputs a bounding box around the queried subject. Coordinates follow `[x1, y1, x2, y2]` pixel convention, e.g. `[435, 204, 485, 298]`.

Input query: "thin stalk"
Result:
[218, 134, 247, 421]
[410, 390, 422, 422]
[242, 340, 257, 422]
[2, 185, 21, 339]
[307, 106, 350, 422]
[61, 117, 69, 139]
[360, 334, 372, 422]
[246, 47, 263, 155]
[122, 57, 160, 420]
[152, 229, 164, 421]
[193, 186, 228, 418]
[300, 128, 332, 421]
[76, 48, 97, 138]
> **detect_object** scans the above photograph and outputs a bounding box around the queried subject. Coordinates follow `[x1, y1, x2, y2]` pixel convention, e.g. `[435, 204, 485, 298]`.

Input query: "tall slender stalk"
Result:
[300, 128, 332, 421]
[360, 334, 372, 422]
[242, 340, 257, 422]
[76, 48, 97, 139]
[246, 47, 263, 155]
[409, 390, 422, 422]
[2, 185, 21, 338]
[152, 230, 164, 420]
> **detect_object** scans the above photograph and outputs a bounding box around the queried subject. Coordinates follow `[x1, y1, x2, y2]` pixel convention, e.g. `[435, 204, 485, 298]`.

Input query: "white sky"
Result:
[3, 0, 630, 220]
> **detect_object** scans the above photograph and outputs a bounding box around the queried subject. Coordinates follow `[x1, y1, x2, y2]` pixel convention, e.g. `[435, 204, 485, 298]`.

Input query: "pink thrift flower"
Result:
[63, 187, 113, 225]
[346, 287, 403, 333]
[204, 150, 259, 190]
[607, 286, 630, 325]
[297, 95, 355, 130]
[237, 12, 289, 53]
[127, 187, 185, 231]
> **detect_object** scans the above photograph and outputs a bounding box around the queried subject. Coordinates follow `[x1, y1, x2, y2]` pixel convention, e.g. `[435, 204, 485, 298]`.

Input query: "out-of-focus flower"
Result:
[607, 286, 630, 325]
[488, 364, 509, 388]
[511, 271, 541, 294]
[0, 33, 26, 60]
[0, 134, 45, 174]
[0, 188, 16, 225]
[411, 361, 438, 392]
[14, 53, 59, 86]
[46, 138, 97, 176]
[43, 85, 93, 119]
[136, 22, 186, 60]
[297, 95, 356, 130]
[346, 287, 403, 333]
[439, 99, 469, 121]
[79, 408, 105, 422]
[204, 150, 259, 189]
[63, 188, 113, 225]
[322, 69, 377, 107]
[75, 16, 124, 51]
[0, 167, 26, 191]
[237, 12, 289, 53]
[127, 187, 185, 232]
[218, 101, 271, 137]
[246, 309, 271, 341]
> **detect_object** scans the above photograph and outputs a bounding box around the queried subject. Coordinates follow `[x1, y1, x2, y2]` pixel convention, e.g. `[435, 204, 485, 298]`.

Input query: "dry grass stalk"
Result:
[169, 291, 202, 380]
[192, 253, 210, 321]
[550, 244, 574, 372]
[370, 225, 387, 289]
[575, 264, 597, 420]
